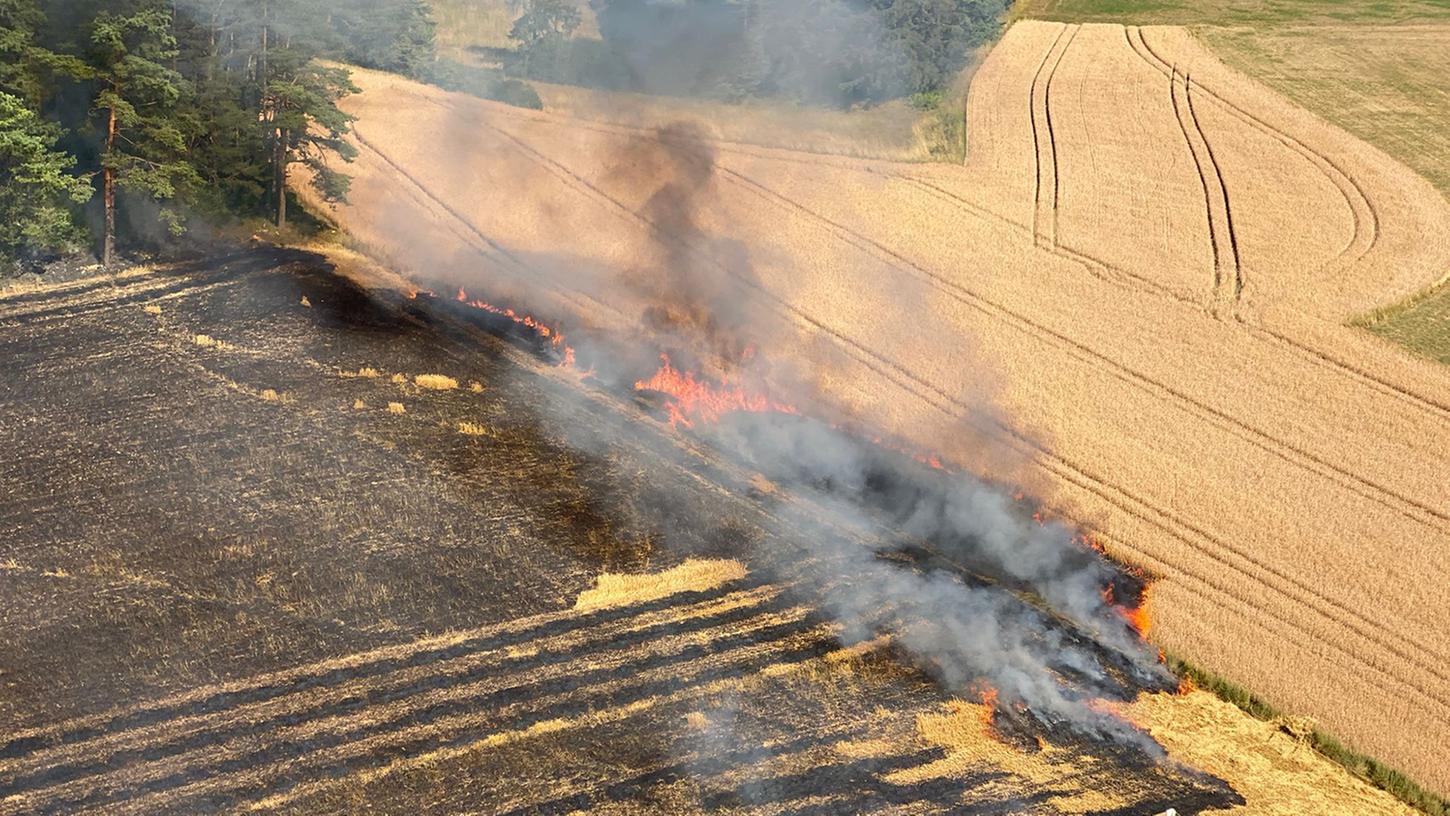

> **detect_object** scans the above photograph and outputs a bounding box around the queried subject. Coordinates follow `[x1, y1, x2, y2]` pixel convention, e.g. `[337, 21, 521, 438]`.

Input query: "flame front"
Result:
[634, 353, 798, 428]
[976, 685, 1001, 735]
[456, 287, 573, 365]
[1119, 583, 1153, 638]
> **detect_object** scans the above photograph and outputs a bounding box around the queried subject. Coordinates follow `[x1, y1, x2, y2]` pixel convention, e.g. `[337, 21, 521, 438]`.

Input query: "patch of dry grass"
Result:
[573, 559, 747, 611]
[386, 402, 406, 415]
[193, 334, 235, 351]
[414, 374, 459, 390]
[456, 421, 490, 437]
[1130, 691, 1420, 815]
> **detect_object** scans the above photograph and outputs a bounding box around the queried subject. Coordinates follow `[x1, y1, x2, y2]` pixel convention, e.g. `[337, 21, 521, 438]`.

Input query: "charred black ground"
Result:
[0, 249, 1241, 814]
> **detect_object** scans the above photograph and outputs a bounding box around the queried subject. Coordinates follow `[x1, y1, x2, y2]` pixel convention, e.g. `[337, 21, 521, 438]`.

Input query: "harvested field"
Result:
[317, 18, 1450, 798]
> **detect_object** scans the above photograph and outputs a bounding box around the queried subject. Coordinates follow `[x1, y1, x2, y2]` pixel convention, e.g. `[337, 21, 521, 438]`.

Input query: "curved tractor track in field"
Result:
[324, 29, 1450, 792]
[1030, 23, 1079, 249]
[1127, 26, 1380, 282]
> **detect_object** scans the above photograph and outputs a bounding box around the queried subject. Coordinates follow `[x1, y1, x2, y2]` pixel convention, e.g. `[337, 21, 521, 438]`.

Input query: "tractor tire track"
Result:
[724, 166, 1450, 694]
[1121, 29, 1450, 423]
[437, 117, 1450, 716]
[1162, 57, 1241, 317]
[1128, 27, 1377, 279]
[901, 174, 1202, 304]
[1184, 75, 1245, 315]
[351, 125, 623, 326]
[1030, 25, 1079, 248]
[412, 51, 1450, 425]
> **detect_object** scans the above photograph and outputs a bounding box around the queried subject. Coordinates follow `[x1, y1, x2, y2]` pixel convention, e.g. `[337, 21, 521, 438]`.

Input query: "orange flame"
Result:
[1119, 583, 1153, 638]
[977, 685, 1000, 733]
[456, 287, 574, 365]
[633, 353, 798, 428]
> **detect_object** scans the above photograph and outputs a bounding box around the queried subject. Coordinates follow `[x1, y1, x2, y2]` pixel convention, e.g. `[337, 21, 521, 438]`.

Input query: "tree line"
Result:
[507, 0, 1007, 107]
[1, 0, 436, 271]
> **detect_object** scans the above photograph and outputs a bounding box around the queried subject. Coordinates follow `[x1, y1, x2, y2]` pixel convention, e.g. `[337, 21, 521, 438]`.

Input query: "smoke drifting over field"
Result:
[328, 1, 1175, 760]
[496, 123, 1174, 753]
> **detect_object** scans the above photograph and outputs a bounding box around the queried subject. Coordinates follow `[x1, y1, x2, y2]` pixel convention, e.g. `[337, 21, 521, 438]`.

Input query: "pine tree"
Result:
[262, 51, 358, 228]
[90, 4, 200, 266]
[0, 91, 93, 268]
[0, 0, 88, 108]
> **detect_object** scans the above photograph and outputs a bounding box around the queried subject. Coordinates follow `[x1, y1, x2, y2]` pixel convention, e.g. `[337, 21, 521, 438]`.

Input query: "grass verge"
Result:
[1351, 275, 1450, 365]
[1166, 653, 1450, 815]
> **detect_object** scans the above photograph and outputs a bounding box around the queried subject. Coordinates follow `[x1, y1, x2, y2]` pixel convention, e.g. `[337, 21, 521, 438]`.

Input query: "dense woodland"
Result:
[1, 0, 1003, 272]
[0, 0, 434, 270]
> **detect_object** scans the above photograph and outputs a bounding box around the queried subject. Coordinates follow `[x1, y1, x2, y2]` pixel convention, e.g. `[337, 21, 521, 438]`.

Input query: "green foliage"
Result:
[333, 0, 439, 78]
[869, 0, 1004, 94]
[0, 91, 91, 264]
[916, 101, 963, 161]
[268, 55, 360, 207]
[0, 0, 88, 107]
[909, 89, 944, 110]
[91, 5, 200, 237]
[568, 0, 1004, 106]
[508, 0, 582, 49]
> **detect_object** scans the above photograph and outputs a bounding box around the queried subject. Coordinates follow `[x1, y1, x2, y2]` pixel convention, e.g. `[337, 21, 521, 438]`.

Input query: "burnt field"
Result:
[0, 249, 1243, 814]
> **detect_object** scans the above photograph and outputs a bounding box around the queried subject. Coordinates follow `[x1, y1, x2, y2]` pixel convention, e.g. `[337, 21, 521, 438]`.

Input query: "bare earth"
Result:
[320, 20, 1450, 795]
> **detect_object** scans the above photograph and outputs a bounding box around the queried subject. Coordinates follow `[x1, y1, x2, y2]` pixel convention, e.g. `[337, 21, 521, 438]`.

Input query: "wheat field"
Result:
[316, 19, 1450, 797]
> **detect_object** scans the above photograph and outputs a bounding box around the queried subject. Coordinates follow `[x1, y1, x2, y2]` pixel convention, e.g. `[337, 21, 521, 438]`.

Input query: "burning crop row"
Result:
[438, 278, 1167, 750]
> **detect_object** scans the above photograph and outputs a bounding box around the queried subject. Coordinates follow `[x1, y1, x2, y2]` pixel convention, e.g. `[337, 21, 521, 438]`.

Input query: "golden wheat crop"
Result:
[322, 23, 1450, 796]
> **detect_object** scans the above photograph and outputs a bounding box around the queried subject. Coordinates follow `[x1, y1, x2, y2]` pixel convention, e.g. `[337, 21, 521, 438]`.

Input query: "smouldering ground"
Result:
[320, 17, 1450, 798]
